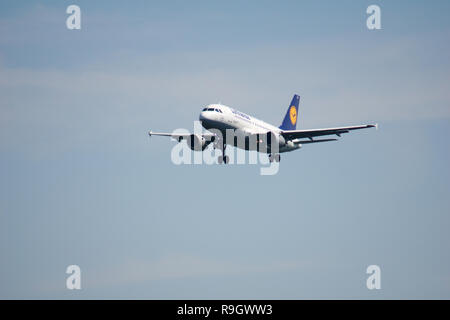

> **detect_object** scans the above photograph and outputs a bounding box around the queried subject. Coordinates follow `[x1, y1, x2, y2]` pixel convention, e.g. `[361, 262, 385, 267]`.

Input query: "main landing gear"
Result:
[216, 141, 229, 164]
[218, 155, 229, 164]
[269, 154, 280, 163]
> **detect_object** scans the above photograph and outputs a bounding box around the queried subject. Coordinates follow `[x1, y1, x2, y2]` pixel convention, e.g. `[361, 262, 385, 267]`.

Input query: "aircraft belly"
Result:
[201, 118, 300, 154]
[200, 118, 236, 133]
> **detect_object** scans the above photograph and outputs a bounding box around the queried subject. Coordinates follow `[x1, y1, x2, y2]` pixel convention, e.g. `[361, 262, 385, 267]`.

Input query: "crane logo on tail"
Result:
[289, 106, 297, 125]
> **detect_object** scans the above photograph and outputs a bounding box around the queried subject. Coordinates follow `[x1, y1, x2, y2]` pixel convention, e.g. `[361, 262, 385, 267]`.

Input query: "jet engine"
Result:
[186, 134, 212, 151]
[266, 131, 286, 147]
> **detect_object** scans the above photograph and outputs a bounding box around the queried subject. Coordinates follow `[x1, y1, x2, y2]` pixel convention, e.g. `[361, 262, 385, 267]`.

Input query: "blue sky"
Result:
[1, 0, 450, 299]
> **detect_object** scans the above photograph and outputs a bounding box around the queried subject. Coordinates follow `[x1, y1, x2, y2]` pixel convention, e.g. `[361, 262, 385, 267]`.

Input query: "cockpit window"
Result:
[203, 107, 222, 113]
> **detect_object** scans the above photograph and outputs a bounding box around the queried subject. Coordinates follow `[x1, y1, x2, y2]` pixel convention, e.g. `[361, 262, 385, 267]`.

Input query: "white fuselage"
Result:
[199, 104, 300, 153]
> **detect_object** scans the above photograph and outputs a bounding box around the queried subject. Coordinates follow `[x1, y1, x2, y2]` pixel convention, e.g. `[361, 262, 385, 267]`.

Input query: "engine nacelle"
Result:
[286, 140, 296, 148]
[286, 140, 301, 150]
[187, 134, 209, 151]
[266, 131, 286, 147]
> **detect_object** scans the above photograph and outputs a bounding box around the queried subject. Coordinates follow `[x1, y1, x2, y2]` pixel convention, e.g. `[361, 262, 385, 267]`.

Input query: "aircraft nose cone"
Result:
[199, 111, 208, 121]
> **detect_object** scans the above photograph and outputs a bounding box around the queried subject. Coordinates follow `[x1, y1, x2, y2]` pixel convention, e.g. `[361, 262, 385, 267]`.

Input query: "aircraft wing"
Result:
[281, 124, 377, 140]
[292, 138, 337, 144]
[148, 130, 216, 141]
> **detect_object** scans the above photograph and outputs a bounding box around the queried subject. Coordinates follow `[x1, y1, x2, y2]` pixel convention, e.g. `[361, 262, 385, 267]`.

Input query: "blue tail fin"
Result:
[279, 94, 300, 131]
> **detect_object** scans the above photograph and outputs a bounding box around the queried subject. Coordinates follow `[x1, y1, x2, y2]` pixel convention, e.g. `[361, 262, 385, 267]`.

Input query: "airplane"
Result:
[148, 94, 377, 164]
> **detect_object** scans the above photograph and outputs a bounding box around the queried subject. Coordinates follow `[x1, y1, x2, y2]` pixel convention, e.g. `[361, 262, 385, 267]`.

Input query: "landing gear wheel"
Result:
[218, 143, 228, 164]
[269, 154, 280, 163]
